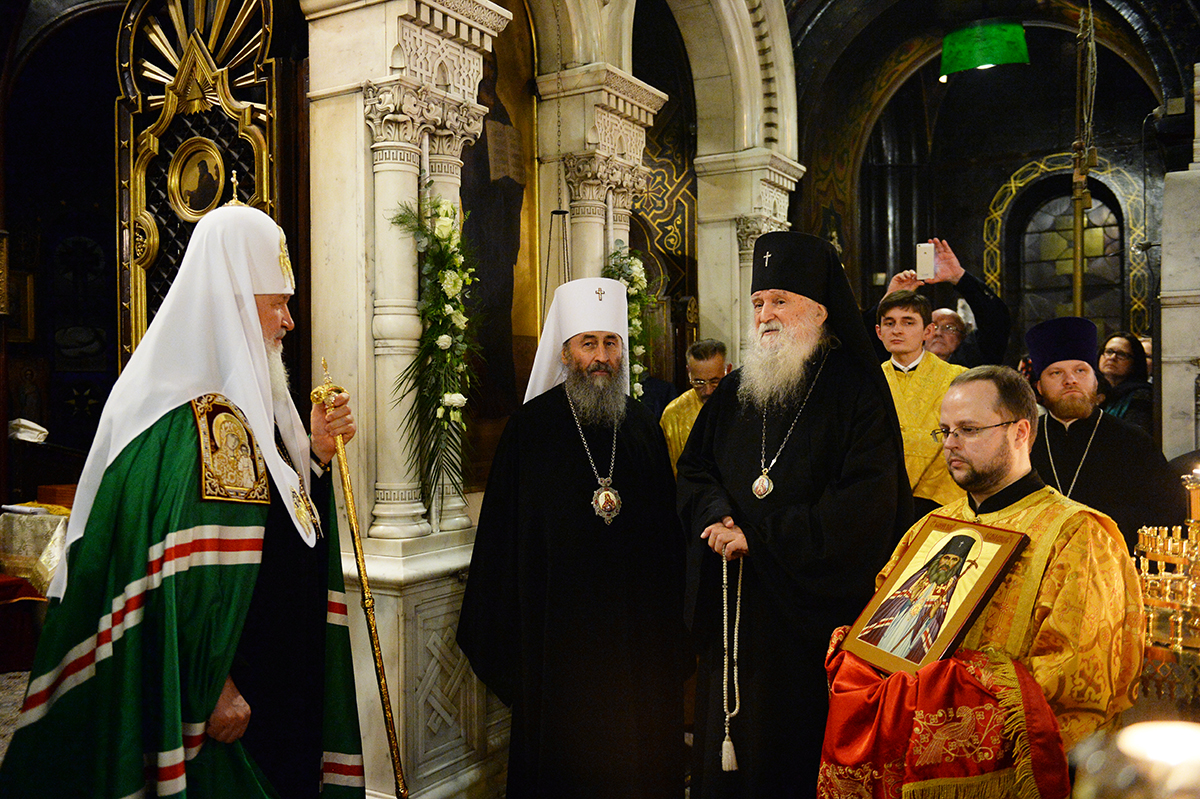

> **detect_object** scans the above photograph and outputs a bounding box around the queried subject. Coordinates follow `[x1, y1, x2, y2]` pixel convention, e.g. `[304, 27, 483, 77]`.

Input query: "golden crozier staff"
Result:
[312, 359, 409, 799]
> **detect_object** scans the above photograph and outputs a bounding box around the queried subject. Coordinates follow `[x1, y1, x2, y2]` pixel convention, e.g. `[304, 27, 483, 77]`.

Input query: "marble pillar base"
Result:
[342, 537, 508, 799]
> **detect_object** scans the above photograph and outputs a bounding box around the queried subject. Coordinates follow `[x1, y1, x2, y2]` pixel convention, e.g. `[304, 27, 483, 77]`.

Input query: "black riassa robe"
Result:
[677, 350, 903, 798]
[1031, 407, 1186, 553]
[232, 464, 331, 799]
[457, 384, 687, 798]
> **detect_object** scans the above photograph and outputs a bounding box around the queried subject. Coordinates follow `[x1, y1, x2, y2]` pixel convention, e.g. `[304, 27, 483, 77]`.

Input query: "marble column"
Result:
[304, 0, 513, 794]
[363, 83, 431, 540]
[536, 64, 666, 284]
[694, 148, 804, 359]
[1160, 64, 1200, 459]
[427, 94, 486, 533]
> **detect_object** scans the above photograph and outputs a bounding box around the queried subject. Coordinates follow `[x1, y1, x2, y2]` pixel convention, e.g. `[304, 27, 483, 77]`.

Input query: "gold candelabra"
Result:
[1136, 472, 1200, 653]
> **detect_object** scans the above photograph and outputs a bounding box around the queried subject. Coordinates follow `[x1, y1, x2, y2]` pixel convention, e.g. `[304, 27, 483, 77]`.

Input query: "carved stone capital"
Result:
[736, 214, 788, 254]
[365, 81, 431, 145]
[428, 97, 486, 157]
[364, 79, 485, 154]
[563, 152, 649, 210]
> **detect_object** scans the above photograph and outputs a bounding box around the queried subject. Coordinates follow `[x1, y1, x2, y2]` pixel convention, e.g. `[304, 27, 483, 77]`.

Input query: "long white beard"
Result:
[563, 360, 628, 428]
[265, 339, 291, 408]
[738, 319, 827, 411]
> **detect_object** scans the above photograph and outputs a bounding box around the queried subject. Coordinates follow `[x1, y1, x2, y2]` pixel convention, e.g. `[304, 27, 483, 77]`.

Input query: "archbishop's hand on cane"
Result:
[701, 515, 748, 560]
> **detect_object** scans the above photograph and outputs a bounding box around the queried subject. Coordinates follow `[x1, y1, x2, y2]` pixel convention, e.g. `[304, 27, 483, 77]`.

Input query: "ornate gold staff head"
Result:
[310, 357, 345, 409]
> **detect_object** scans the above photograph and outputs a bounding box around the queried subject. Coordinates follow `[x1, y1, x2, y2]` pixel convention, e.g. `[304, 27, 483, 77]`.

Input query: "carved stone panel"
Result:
[402, 575, 508, 792]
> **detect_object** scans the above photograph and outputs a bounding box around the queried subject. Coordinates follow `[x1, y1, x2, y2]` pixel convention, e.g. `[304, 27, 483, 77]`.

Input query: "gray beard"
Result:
[266, 339, 291, 408]
[563, 363, 628, 428]
[738, 321, 827, 411]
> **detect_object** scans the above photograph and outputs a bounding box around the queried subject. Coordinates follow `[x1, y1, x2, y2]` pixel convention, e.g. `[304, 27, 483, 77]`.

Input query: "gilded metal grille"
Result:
[117, 0, 275, 363]
[141, 108, 258, 316]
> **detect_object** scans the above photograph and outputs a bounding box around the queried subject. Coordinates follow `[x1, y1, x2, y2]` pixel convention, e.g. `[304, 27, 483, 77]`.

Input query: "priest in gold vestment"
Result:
[820, 366, 1143, 799]
[659, 339, 731, 474]
[876, 290, 967, 519]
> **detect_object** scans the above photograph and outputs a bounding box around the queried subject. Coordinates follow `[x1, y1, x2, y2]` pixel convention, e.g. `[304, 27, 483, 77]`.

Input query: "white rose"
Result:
[631, 363, 644, 375]
[633, 345, 646, 357]
[632, 382, 644, 398]
[433, 215, 455, 240]
[436, 334, 453, 350]
[443, 392, 468, 408]
[629, 318, 642, 334]
[441, 271, 463, 298]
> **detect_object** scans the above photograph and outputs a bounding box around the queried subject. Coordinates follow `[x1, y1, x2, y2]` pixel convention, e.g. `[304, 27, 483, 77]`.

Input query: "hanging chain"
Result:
[1043, 412, 1101, 499]
[565, 390, 618, 486]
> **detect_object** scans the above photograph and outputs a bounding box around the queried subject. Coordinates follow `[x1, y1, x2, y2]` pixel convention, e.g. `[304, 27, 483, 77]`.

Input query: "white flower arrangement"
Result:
[602, 241, 658, 400]
[391, 188, 478, 510]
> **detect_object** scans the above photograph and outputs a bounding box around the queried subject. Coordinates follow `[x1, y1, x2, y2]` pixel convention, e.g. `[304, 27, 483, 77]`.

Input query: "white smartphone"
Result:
[916, 242, 935, 281]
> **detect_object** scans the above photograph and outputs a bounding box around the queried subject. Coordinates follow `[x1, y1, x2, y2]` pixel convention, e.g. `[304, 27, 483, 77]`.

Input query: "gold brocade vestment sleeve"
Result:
[876, 488, 1144, 752]
[659, 390, 703, 477]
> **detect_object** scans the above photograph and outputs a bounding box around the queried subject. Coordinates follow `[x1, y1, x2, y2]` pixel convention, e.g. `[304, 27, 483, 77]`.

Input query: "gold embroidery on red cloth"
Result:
[191, 394, 270, 504]
[910, 705, 1004, 767]
[818, 759, 905, 799]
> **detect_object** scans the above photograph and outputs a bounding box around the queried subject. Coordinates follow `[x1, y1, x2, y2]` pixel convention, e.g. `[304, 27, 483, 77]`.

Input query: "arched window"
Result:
[1019, 194, 1124, 341]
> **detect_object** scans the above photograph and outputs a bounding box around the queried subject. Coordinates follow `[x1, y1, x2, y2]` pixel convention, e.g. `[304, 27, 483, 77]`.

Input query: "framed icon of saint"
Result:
[843, 515, 1027, 675]
[167, 137, 225, 222]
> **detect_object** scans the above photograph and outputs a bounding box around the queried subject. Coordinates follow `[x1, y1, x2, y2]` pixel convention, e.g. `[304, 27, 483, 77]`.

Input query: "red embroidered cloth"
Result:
[819, 628, 1070, 799]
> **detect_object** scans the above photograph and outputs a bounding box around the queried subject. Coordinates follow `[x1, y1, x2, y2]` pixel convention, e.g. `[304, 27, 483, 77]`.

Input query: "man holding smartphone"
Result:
[865, 239, 1013, 368]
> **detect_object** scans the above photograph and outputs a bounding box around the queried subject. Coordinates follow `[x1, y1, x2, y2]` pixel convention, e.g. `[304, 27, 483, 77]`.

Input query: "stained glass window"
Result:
[1020, 195, 1123, 342]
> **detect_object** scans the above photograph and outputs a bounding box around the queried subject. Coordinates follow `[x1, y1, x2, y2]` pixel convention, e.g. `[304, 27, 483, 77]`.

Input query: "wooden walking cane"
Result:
[312, 359, 409, 799]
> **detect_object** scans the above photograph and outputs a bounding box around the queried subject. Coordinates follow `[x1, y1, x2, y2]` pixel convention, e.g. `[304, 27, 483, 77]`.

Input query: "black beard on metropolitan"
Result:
[738, 320, 829, 411]
[563, 358, 628, 428]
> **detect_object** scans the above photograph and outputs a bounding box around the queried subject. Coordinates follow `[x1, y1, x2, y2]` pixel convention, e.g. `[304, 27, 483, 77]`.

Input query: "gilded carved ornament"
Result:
[118, 0, 275, 359]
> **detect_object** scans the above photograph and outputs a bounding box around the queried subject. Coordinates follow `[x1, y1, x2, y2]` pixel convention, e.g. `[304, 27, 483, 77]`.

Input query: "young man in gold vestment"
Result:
[876, 290, 967, 520]
[820, 366, 1143, 798]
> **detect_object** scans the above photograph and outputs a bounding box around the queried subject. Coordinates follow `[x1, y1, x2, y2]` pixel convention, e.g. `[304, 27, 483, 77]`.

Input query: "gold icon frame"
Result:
[167, 137, 225, 222]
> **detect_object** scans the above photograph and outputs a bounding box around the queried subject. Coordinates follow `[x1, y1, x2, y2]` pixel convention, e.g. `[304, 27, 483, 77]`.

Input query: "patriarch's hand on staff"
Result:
[311, 391, 356, 466]
[701, 516, 748, 560]
[206, 675, 250, 743]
